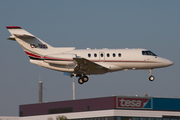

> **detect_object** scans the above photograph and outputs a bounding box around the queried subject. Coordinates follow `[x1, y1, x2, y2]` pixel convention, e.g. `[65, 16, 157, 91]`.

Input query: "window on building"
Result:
[132, 117, 139, 120]
[154, 118, 162, 120]
[105, 117, 108, 120]
[147, 118, 154, 120]
[97, 118, 101, 120]
[140, 118, 146, 120]
[117, 117, 121, 120]
[121, 117, 132, 120]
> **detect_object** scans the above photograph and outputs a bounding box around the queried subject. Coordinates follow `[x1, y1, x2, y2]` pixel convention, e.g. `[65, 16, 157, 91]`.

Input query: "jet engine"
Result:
[44, 53, 77, 65]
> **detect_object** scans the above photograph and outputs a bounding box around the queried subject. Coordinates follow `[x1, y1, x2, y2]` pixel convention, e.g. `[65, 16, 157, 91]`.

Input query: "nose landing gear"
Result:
[149, 69, 155, 81]
[149, 76, 155, 81]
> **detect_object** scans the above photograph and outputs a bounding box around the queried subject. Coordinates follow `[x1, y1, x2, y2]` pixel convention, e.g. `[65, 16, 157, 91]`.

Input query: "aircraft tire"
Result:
[78, 78, 84, 84]
[149, 76, 155, 81]
[82, 76, 89, 82]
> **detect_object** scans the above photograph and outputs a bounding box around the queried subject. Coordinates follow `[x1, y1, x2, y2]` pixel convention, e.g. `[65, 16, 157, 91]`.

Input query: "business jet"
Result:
[6, 26, 173, 84]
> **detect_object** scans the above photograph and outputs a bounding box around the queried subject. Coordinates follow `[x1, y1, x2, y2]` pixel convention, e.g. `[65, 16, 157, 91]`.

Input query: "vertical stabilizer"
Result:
[6, 26, 53, 59]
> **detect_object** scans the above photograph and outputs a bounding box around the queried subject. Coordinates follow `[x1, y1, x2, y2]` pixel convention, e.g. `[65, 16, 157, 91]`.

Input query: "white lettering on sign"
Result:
[117, 97, 150, 108]
[119, 99, 141, 107]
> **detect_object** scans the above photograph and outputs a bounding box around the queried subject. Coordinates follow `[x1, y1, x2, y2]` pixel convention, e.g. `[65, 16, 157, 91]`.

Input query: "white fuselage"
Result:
[30, 48, 173, 74]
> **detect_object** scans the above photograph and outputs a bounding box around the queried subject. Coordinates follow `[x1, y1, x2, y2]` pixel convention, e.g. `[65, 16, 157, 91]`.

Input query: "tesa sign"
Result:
[117, 97, 150, 109]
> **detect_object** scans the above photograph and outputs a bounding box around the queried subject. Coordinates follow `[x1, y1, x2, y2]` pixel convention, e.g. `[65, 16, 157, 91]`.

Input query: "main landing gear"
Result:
[149, 69, 155, 81]
[70, 74, 89, 84]
[78, 75, 89, 84]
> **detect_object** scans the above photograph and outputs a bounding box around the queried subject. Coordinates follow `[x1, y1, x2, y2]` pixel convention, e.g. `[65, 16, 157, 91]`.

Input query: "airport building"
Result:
[19, 96, 180, 120]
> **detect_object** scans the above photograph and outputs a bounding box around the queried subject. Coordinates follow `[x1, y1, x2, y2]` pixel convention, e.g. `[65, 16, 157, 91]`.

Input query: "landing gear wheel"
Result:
[148, 69, 155, 81]
[78, 78, 84, 84]
[149, 76, 155, 81]
[82, 76, 89, 82]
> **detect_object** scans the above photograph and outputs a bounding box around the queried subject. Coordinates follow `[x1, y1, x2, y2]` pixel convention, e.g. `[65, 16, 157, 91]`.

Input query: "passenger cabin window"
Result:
[88, 53, 91, 57]
[101, 53, 103, 57]
[113, 53, 116, 57]
[118, 53, 121, 57]
[107, 53, 110, 57]
[94, 53, 97, 57]
[142, 51, 157, 56]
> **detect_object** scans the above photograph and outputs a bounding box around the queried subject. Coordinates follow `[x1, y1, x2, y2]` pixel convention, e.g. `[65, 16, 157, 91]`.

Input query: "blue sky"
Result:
[0, 0, 180, 116]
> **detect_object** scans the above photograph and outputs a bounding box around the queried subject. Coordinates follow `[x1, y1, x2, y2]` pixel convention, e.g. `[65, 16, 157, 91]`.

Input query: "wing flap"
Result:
[73, 58, 108, 75]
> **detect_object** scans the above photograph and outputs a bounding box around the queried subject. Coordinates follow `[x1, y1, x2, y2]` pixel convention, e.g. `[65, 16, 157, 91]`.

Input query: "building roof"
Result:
[19, 96, 180, 117]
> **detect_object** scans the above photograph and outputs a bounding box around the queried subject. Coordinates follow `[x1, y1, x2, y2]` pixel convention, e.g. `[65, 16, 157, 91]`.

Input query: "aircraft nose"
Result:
[163, 59, 174, 67]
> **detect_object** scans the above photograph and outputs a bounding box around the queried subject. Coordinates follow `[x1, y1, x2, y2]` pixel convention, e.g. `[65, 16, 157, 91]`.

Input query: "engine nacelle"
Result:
[44, 53, 76, 65]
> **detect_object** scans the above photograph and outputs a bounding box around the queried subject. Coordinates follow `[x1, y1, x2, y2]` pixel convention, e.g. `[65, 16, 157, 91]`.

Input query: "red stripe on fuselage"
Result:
[25, 51, 42, 58]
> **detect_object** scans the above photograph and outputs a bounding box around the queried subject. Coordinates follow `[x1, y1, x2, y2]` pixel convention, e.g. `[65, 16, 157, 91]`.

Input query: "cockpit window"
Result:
[142, 51, 157, 56]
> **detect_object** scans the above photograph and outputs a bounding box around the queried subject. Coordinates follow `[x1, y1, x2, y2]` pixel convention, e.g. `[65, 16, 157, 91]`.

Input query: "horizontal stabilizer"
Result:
[13, 34, 35, 39]
[7, 36, 16, 41]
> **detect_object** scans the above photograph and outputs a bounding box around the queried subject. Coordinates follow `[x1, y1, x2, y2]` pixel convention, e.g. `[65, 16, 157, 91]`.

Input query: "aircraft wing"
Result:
[73, 58, 109, 75]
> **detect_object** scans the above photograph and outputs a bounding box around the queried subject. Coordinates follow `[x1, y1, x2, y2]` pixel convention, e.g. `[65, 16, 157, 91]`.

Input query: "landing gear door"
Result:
[99, 52, 105, 62]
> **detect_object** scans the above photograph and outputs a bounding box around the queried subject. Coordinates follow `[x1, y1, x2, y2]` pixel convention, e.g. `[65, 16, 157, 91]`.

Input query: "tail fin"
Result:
[6, 26, 53, 59]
